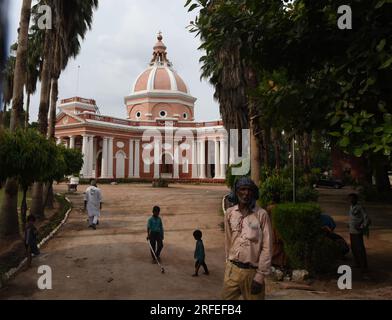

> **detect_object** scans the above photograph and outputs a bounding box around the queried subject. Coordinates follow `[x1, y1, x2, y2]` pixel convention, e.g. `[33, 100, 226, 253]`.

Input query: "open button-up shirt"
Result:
[225, 205, 272, 284]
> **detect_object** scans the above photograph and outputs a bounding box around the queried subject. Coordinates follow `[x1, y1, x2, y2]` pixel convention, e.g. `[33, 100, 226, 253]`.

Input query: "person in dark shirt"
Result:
[147, 206, 164, 263]
[192, 230, 209, 277]
[25, 215, 40, 267]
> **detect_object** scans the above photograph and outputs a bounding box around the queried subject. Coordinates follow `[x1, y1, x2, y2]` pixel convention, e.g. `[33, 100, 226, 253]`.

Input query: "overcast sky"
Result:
[8, 0, 221, 122]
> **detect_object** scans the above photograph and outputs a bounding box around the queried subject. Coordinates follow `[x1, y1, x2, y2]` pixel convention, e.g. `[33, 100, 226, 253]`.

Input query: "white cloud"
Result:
[7, 0, 220, 122]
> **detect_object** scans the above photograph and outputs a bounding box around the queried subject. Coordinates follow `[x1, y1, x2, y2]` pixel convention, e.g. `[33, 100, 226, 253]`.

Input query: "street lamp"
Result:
[292, 136, 296, 203]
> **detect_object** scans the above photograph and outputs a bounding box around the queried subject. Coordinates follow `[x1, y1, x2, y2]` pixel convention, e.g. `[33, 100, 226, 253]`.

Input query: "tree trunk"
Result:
[30, 182, 44, 219]
[262, 129, 270, 170]
[30, 30, 54, 219]
[302, 132, 312, 185]
[20, 185, 28, 235]
[43, 182, 54, 209]
[24, 93, 30, 129]
[45, 77, 59, 209]
[10, 0, 31, 132]
[1, 102, 7, 127]
[250, 121, 261, 185]
[272, 128, 281, 172]
[0, 178, 19, 238]
[37, 30, 54, 136]
[0, 0, 32, 239]
[47, 77, 58, 139]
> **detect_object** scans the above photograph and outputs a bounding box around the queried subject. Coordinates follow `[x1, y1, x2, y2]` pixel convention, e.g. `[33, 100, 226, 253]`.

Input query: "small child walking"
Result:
[25, 215, 40, 267]
[147, 206, 164, 263]
[192, 230, 209, 277]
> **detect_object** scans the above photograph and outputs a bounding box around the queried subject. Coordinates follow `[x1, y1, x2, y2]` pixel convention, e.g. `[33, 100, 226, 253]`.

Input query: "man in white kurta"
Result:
[84, 180, 102, 230]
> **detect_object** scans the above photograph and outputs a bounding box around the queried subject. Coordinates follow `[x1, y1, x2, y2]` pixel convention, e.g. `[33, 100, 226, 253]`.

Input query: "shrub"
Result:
[152, 178, 169, 188]
[259, 174, 292, 206]
[310, 236, 342, 273]
[296, 185, 319, 203]
[259, 173, 318, 206]
[272, 203, 339, 273]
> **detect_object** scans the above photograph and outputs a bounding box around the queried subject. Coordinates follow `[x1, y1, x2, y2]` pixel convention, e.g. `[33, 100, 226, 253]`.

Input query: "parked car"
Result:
[314, 177, 344, 189]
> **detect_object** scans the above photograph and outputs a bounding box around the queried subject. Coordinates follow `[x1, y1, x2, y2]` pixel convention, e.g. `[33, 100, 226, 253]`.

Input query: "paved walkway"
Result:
[0, 183, 228, 300]
[1, 184, 392, 299]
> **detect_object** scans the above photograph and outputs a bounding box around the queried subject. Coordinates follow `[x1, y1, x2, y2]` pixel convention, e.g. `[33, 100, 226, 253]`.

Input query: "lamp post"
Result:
[292, 136, 296, 203]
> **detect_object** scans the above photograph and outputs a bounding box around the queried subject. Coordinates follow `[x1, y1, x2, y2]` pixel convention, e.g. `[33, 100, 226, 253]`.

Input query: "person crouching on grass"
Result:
[192, 230, 209, 277]
[25, 215, 40, 268]
[147, 206, 164, 263]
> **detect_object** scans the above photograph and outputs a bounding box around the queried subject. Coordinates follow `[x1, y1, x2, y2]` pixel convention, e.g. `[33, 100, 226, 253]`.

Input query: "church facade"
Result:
[55, 35, 228, 182]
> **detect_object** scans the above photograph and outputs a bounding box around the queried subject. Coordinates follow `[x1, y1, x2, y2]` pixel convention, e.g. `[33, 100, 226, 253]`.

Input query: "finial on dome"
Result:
[150, 32, 172, 67]
[157, 31, 163, 41]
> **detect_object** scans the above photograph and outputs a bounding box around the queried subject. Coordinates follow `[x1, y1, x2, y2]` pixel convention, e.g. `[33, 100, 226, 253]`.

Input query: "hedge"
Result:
[272, 203, 341, 273]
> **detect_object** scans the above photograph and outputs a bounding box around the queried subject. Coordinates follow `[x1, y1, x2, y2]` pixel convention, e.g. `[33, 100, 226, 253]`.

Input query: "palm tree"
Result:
[25, 31, 42, 128]
[197, 29, 262, 183]
[1, 55, 16, 128]
[0, 0, 32, 238]
[31, 0, 99, 216]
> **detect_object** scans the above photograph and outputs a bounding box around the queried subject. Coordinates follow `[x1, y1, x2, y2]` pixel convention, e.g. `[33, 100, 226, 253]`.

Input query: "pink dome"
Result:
[131, 34, 189, 94]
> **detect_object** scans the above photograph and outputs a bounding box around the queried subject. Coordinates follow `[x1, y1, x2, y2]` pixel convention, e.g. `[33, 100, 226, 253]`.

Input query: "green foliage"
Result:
[0, 129, 83, 187]
[272, 203, 339, 273]
[259, 168, 318, 206]
[187, 0, 392, 191]
[259, 174, 292, 206]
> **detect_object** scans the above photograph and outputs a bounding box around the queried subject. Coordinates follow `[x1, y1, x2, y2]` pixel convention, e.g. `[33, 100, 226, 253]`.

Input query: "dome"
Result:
[132, 34, 189, 94]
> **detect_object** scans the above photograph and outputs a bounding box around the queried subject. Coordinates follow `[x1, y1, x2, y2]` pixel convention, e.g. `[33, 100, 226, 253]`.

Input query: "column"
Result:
[87, 136, 94, 178]
[69, 136, 75, 149]
[154, 140, 160, 179]
[191, 139, 198, 179]
[199, 138, 206, 179]
[220, 139, 227, 179]
[214, 139, 221, 179]
[108, 137, 114, 178]
[134, 140, 140, 178]
[101, 138, 108, 178]
[81, 135, 89, 177]
[128, 139, 134, 178]
[173, 140, 180, 179]
[56, 137, 61, 145]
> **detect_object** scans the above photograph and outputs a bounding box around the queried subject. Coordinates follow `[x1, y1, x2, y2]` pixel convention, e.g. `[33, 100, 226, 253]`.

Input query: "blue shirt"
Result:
[321, 214, 336, 231]
[147, 216, 164, 236]
[194, 239, 205, 262]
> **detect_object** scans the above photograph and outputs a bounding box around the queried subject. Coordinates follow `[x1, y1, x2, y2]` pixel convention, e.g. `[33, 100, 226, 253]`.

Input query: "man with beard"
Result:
[222, 177, 272, 300]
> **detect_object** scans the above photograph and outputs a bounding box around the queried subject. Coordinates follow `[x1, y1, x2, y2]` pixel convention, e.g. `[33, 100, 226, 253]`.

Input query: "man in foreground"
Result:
[223, 177, 272, 300]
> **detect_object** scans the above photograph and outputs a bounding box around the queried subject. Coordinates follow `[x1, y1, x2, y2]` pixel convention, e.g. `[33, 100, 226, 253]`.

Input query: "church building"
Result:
[55, 34, 228, 182]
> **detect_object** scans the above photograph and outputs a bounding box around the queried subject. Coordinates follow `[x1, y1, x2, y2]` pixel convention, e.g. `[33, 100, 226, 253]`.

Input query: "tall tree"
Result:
[1, 55, 16, 127]
[0, 0, 32, 238]
[31, 0, 99, 216]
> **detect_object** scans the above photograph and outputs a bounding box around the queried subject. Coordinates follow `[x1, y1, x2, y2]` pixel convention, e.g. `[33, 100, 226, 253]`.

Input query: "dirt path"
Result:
[1, 184, 391, 300]
[0, 183, 228, 300]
